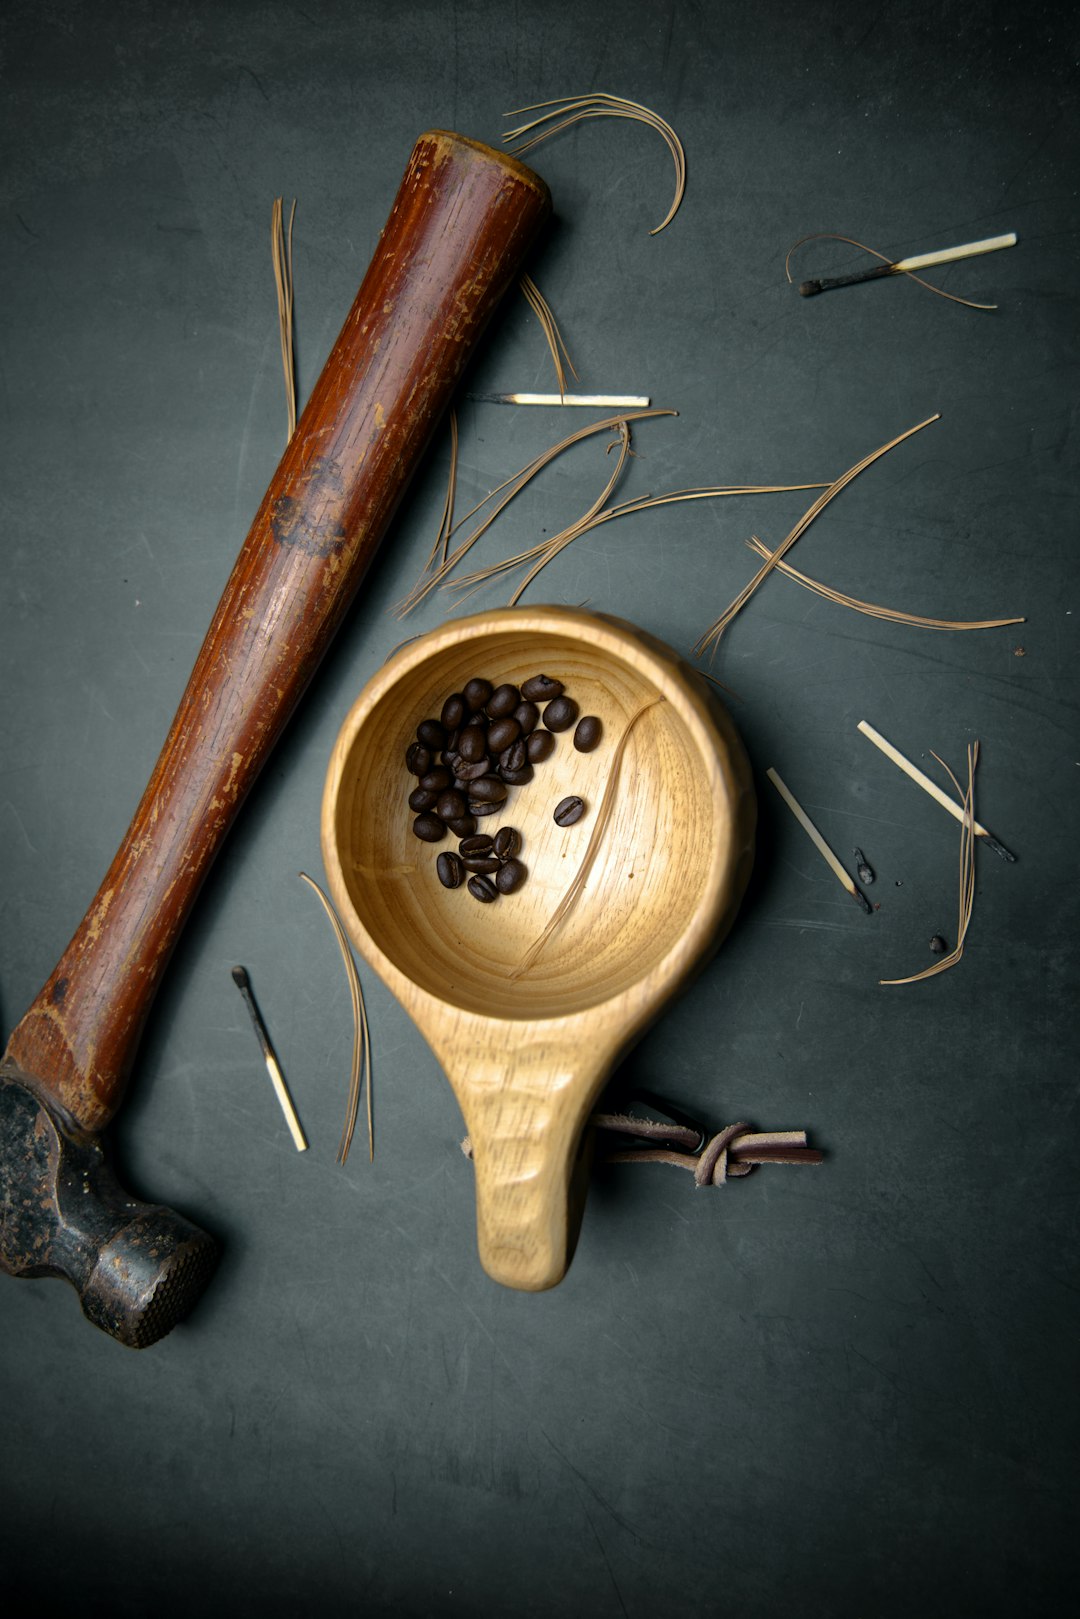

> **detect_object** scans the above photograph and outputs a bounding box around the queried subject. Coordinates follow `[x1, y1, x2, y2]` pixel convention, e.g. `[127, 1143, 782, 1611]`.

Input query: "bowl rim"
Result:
[321, 604, 752, 1040]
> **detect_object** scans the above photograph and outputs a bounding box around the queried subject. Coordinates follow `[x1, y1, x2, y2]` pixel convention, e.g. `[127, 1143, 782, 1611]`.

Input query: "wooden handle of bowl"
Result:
[453, 1042, 610, 1292]
[4, 131, 550, 1135]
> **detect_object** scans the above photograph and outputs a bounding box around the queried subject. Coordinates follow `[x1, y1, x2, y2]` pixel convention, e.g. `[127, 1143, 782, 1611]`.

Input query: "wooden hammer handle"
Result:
[4, 131, 550, 1134]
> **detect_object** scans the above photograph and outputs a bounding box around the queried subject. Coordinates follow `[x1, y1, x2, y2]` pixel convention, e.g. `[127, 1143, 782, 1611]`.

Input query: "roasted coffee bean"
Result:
[542, 695, 578, 732]
[463, 677, 493, 711]
[513, 700, 540, 736]
[458, 725, 488, 763]
[416, 718, 447, 750]
[452, 777, 470, 794]
[443, 750, 463, 774]
[520, 674, 563, 702]
[487, 716, 521, 753]
[436, 789, 468, 822]
[486, 682, 520, 719]
[469, 799, 501, 817]
[445, 732, 460, 757]
[436, 851, 464, 889]
[454, 755, 490, 781]
[553, 795, 585, 827]
[441, 693, 467, 731]
[469, 775, 508, 804]
[462, 854, 500, 875]
[495, 858, 526, 894]
[499, 738, 527, 773]
[500, 763, 534, 786]
[405, 742, 431, 775]
[413, 813, 447, 842]
[526, 729, 557, 763]
[467, 875, 499, 903]
[446, 814, 476, 838]
[418, 767, 451, 793]
[459, 833, 494, 856]
[408, 786, 438, 812]
[493, 826, 521, 861]
[573, 715, 603, 752]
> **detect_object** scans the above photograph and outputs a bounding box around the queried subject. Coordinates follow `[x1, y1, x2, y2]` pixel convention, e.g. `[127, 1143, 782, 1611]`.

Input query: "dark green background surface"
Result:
[1, 2, 1076, 1614]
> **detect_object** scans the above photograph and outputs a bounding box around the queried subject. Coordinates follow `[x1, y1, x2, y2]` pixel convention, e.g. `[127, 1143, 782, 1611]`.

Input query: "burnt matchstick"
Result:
[857, 721, 1016, 862]
[231, 965, 308, 1152]
[799, 232, 1017, 297]
[767, 768, 873, 914]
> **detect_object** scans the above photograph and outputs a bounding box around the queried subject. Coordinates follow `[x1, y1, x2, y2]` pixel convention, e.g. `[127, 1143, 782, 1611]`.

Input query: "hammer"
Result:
[0, 132, 550, 1347]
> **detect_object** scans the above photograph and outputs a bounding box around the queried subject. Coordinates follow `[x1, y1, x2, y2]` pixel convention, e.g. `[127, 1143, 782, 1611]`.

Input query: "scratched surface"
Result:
[0, 1, 1076, 1614]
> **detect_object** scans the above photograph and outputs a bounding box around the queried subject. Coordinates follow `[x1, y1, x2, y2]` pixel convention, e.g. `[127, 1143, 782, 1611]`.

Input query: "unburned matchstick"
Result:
[231, 965, 308, 1151]
[799, 232, 1017, 297]
[766, 768, 873, 914]
[857, 721, 1016, 861]
[467, 392, 651, 407]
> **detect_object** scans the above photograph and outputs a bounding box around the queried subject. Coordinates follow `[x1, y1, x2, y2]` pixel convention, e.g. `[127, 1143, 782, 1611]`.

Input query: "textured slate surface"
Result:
[1, 2, 1076, 1613]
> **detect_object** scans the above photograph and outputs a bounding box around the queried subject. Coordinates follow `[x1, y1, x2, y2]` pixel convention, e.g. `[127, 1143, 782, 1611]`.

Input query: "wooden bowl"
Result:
[322, 607, 754, 1290]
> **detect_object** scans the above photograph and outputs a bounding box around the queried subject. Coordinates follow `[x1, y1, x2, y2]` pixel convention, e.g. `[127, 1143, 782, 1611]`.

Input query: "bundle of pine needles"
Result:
[520, 273, 577, 396]
[271, 197, 297, 441]
[299, 872, 372, 1163]
[503, 94, 686, 235]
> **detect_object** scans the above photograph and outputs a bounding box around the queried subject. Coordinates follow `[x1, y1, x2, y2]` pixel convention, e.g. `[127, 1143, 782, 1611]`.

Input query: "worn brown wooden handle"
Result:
[4, 131, 551, 1134]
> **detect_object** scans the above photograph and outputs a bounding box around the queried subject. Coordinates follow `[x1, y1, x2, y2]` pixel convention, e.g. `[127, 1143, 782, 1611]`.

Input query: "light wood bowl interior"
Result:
[322, 607, 754, 1290]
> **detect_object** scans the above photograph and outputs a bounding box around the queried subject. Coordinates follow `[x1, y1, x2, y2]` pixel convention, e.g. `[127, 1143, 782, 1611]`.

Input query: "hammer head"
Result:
[0, 1066, 218, 1348]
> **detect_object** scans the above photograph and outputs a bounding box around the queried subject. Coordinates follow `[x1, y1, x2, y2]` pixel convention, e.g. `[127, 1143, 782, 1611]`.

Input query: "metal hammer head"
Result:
[0, 1067, 217, 1348]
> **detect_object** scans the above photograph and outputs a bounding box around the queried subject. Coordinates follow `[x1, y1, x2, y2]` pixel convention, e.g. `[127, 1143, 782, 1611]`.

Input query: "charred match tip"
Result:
[798, 280, 822, 297]
[231, 964, 250, 989]
[852, 887, 874, 915]
[982, 833, 1017, 863]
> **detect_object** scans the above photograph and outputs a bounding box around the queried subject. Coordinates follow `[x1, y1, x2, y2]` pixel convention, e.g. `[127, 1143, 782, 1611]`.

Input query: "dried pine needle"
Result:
[744, 535, 1025, 632]
[520, 273, 578, 397]
[299, 871, 373, 1163]
[395, 408, 676, 616]
[504, 94, 686, 235]
[511, 697, 665, 978]
[694, 414, 941, 658]
[880, 744, 979, 985]
[271, 197, 297, 441]
[785, 231, 999, 311]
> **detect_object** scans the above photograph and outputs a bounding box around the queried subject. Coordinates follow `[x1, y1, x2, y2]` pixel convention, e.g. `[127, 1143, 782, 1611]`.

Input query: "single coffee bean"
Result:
[408, 786, 438, 812]
[573, 715, 603, 752]
[543, 695, 578, 732]
[467, 874, 499, 903]
[553, 795, 585, 827]
[526, 729, 557, 763]
[495, 858, 526, 894]
[441, 693, 467, 731]
[436, 789, 468, 822]
[493, 826, 521, 860]
[446, 814, 476, 838]
[459, 833, 494, 856]
[413, 813, 447, 842]
[463, 677, 493, 711]
[520, 674, 563, 702]
[418, 767, 451, 793]
[462, 854, 500, 875]
[469, 775, 508, 804]
[455, 755, 492, 781]
[469, 799, 501, 818]
[436, 851, 464, 889]
[405, 742, 431, 775]
[458, 725, 488, 763]
[487, 716, 521, 753]
[499, 738, 528, 773]
[512, 700, 539, 737]
[416, 718, 446, 750]
[500, 763, 534, 786]
[486, 682, 520, 719]
[443, 750, 463, 774]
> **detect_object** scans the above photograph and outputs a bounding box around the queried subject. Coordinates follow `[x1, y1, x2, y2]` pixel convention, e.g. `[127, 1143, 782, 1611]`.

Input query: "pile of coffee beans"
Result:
[404, 673, 603, 902]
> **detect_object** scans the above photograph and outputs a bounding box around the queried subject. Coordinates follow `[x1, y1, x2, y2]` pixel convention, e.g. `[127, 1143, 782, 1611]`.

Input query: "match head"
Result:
[798, 279, 823, 297]
[230, 964, 250, 990]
